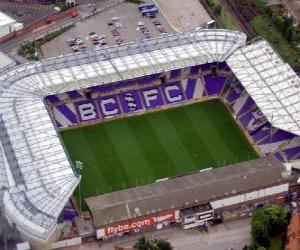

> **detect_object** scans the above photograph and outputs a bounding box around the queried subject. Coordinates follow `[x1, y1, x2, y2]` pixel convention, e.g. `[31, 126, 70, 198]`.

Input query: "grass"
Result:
[61, 100, 258, 209]
[251, 15, 300, 70]
[206, 0, 241, 30]
[270, 236, 283, 250]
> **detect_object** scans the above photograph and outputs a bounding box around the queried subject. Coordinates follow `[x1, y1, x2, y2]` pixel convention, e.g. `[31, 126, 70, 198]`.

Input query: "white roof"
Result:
[227, 39, 300, 136]
[0, 29, 246, 241]
[0, 11, 16, 27]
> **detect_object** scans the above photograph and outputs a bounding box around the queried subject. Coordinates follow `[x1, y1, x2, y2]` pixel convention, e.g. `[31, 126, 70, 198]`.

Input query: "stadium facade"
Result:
[0, 29, 299, 245]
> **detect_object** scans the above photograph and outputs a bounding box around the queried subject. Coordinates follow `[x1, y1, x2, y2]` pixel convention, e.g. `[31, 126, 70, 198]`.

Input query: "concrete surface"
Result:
[42, 2, 173, 58]
[63, 218, 252, 250]
[155, 0, 212, 32]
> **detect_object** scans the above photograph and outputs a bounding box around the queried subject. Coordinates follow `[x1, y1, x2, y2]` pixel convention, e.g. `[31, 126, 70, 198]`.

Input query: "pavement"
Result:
[154, 0, 212, 32]
[42, 2, 172, 58]
[63, 218, 252, 250]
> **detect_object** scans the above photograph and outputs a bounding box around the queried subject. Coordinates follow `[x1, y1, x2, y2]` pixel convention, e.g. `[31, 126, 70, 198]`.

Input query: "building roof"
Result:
[0, 29, 246, 240]
[286, 209, 300, 250]
[86, 157, 288, 227]
[0, 11, 16, 27]
[227, 39, 300, 136]
[284, 0, 300, 22]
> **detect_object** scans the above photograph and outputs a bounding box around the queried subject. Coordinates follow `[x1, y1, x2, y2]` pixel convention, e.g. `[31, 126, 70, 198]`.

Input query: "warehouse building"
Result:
[0, 11, 23, 39]
[85, 157, 291, 239]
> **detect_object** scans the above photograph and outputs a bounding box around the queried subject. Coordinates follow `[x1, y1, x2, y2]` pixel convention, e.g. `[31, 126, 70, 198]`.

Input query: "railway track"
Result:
[223, 0, 257, 39]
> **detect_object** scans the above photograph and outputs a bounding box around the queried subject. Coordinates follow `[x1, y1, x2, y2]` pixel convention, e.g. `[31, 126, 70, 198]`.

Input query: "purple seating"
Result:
[235, 83, 245, 94]
[91, 84, 115, 93]
[170, 69, 181, 79]
[201, 63, 213, 71]
[203, 75, 227, 96]
[190, 65, 201, 75]
[218, 62, 230, 71]
[139, 74, 159, 85]
[283, 146, 300, 160]
[58, 200, 78, 223]
[46, 95, 60, 104]
[237, 97, 255, 117]
[185, 78, 197, 100]
[251, 124, 272, 143]
[47, 61, 300, 164]
[225, 88, 240, 104]
[55, 104, 78, 125]
[274, 152, 285, 162]
[67, 90, 83, 99]
[239, 112, 253, 128]
[259, 129, 296, 145]
[115, 80, 136, 88]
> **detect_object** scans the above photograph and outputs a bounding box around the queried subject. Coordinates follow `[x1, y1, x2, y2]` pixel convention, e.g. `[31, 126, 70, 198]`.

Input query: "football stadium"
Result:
[0, 29, 299, 245]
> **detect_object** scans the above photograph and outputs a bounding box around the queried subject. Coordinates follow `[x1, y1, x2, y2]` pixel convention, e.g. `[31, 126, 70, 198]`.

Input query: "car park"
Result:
[71, 46, 80, 52]
[76, 39, 84, 45]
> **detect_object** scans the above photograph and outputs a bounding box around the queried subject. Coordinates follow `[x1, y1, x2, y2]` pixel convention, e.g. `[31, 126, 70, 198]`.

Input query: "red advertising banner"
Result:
[104, 210, 176, 236]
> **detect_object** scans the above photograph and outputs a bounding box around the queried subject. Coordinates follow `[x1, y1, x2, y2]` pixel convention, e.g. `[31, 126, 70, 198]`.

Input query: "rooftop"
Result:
[227, 39, 300, 136]
[86, 157, 288, 227]
[284, 0, 300, 22]
[0, 11, 16, 27]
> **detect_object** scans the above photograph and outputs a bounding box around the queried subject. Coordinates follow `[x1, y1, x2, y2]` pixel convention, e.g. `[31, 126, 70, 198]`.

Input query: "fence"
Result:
[51, 237, 81, 249]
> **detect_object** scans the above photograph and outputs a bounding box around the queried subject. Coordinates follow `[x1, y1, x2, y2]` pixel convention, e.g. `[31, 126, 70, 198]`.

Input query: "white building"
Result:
[0, 11, 23, 39]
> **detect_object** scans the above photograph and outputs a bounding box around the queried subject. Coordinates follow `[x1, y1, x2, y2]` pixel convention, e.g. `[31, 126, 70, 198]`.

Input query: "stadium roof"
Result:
[86, 157, 288, 227]
[0, 29, 247, 241]
[227, 39, 300, 136]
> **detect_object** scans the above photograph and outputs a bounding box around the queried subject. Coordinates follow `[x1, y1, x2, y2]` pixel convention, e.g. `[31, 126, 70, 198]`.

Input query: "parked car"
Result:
[76, 39, 84, 45]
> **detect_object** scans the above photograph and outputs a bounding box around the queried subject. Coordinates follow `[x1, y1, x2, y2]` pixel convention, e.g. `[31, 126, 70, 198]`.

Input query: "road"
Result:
[0, 15, 78, 54]
[0, 0, 120, 54]
[63, 218, 252, 250]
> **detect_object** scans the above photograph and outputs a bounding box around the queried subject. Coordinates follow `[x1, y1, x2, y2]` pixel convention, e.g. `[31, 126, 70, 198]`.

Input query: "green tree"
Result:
[152, 238, 173, 250]
[263, 205, 287, 236]
[257, 246, 267, 250]
[251, 205, 287, 248]
[133, 236, 153, 250]
[133, 237, 173, 250]
[213, 4, 222, 16]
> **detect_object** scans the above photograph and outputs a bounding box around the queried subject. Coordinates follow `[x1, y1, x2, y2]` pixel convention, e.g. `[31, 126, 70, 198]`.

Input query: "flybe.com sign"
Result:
[96, 210, 176, 238]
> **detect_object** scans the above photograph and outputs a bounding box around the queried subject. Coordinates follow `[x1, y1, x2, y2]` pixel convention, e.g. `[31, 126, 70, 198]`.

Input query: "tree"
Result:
[257, 247, 267, 250]
[251, 205, 287, 248]
[251, 217, 271, 248]
[133, 236, 153, 250]
[213, 4, 222, 16]
[263, 205, 287, 236]
[133, 237, 173, 250]
[152, 238, 173, 250]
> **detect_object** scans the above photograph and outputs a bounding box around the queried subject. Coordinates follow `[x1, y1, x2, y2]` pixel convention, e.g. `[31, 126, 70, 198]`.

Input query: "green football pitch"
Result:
[61, 99, 258, 206]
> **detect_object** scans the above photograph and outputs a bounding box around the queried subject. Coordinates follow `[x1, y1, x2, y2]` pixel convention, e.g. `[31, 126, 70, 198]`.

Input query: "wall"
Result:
[0, 23, 11, 38]
[210, 183, 289, 209]
[51, 237, 81, 249]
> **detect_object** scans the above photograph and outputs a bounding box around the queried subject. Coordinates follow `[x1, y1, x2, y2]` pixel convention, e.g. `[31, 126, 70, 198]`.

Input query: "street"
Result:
[63, 218, 252, 250]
